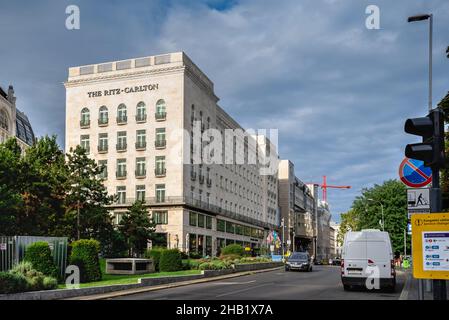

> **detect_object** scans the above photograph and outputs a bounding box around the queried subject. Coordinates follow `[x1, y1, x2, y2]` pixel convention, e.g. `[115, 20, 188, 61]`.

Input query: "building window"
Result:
[117, 186, 126, 204]
[189, 212, 198, 226]
[136, 157, 146, 177]
[136, 129, 146, 149]
[0, 110, 8, 130]
[198, 214, 205, 228]
[98, 133, 108, 152]
[155, 156, 166, 176]
[99, 106, 108, 125]
[80, 135, 90, 153]
[206, 236, 212, 256]
[155, 99, 166, 120]
[226, 221, 235, 234]
[117, 131, 127, 151]
[98, 160, 107, 179]
[80, 108, 90, 127]
[206, 216, 212, 230]
[136, 102, 147, 122]
[136, 185, 146, 202]
[217, 219, 225, 232]
[189, 233, 197, 253]
[155, 184, 165, 203]
[116, 159, 127, 178]
[153, 211, 168, 225]
[117, 104, 127, 124]
[155, 128, 166, 148]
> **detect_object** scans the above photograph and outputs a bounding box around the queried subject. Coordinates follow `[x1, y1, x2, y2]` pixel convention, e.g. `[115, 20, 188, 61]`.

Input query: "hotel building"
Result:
[0, 85, 35, 150]
[65, 52, 279, 256]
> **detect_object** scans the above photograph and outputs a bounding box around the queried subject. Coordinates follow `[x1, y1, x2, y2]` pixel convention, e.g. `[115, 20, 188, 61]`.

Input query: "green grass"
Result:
[58, 258, 201, 289]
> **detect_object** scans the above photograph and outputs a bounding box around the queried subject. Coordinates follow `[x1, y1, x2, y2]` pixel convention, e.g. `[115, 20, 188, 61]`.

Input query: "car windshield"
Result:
[290, 253, 307, 260]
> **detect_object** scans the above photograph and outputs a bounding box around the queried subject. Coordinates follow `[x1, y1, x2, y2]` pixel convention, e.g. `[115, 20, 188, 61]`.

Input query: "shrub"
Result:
[219, 253, 241, 261]
[69, 239, 101, 283]
[0, 272, 28, 294]
[221, 244, 244, 256]
[24, 241, 59, 279]
[144, 247, 165, 272]
[159, 249, 183, 272]
[198, 260, 232, 270]
[43, 276, 58, 290]
[188, 252, 203, 259]
[9, 261, 58, 292]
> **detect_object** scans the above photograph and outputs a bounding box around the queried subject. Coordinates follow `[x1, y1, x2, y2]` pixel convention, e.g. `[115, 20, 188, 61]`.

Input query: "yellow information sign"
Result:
[411, 213, 449, 279]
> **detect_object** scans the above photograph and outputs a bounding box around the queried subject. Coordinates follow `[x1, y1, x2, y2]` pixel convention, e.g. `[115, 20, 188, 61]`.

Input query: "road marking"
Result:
[215, 283, 269, 298]
[214, 280, 256, 285]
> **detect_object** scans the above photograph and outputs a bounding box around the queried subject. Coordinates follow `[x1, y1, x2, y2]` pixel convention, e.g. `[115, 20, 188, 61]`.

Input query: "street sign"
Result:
[411, 213, 449, 279]
[0, 243, 6, 251]
[407, 188, 430, 214]
[399, 158, 432, 188]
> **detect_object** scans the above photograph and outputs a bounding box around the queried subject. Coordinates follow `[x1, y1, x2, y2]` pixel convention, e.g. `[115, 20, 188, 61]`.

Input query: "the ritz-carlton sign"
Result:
[87, 83, 159, 98]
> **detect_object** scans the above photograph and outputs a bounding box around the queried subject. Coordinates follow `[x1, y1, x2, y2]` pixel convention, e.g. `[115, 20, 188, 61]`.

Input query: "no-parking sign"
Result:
[399, 158, 432, 188]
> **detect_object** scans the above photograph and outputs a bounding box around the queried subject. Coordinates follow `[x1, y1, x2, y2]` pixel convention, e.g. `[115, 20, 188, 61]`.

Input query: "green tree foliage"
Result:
[159, 249, 183, 272]
[337, 209, 359, 246]
[438, 92, 449, 210]
[64, 146, 115, 245]
[119, 201, 156, 257]
[221, 244, 245, 256]
[69, 239, 102, 283]
[339, 180, 409, 254]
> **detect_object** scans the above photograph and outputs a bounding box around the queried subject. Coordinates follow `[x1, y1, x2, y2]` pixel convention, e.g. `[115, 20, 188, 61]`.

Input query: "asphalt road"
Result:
[110, 266, 405, 300]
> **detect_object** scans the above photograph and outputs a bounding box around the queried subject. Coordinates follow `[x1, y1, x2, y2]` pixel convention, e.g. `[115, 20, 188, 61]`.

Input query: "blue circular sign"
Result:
[399, 158, 432, 187]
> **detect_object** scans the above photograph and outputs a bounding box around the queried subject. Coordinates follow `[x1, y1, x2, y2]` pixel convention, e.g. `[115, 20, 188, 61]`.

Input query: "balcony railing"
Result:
[206, 178, 212, 187]
[116, 143, 127, 152]
[155, 112, 167, 121]
[135, 169, 146, 178]
[117, 116, 127, 124]
[98, 118, 108, 126]
[136, 114, 147, 123]
[190, 171, 197, 181]
[80, 120, 90, 128]
[199, 174, 205, 184]
[135, 141, 147, 150]
[116, 171, 127, 179]
[98, 145, 108, 153]
[155, 140, 166, 149]
[155, 168, 166, 177]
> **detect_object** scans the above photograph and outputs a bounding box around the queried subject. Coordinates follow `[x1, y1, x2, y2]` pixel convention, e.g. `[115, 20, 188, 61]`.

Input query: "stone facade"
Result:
[65, 52, 279, 257]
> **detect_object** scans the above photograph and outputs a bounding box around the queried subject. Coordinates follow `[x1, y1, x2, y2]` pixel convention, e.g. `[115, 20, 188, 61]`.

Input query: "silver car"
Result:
[285, 252, 313, 272]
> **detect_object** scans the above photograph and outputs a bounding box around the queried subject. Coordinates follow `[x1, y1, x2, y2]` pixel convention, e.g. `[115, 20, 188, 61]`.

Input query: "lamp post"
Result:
[367, 199, 384, 231]
[407, 14, 433, 111]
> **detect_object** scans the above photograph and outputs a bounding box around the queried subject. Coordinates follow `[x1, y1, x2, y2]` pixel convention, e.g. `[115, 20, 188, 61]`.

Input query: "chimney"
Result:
[7, 85, 16, 105]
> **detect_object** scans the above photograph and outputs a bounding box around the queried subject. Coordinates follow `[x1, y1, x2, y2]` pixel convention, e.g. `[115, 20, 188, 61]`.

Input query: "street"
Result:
[110, 266, 405, 300]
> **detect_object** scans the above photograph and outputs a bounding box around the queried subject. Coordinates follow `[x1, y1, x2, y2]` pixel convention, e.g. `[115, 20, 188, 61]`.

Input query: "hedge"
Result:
[69, 239, 102, 283]
[0, 272, 28, 294]
[144, 247, 165, 272]
[24, 242, 59, 279]
[221, 244, 245, 256]
[159, 249, 183, 272]
[2, 261, 58, 293]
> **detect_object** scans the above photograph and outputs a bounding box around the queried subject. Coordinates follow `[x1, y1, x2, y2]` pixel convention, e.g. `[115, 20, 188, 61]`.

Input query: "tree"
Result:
[119, 201, 156, 257]
[339, 180, 409, 253]
[438, 92, 449, 210]
[337, 209, 359, 246]
[64, 146, 115, 245]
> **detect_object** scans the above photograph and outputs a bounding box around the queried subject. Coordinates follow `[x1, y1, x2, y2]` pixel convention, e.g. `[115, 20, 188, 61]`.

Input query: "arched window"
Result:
[155, 99, 166, 120]
[99, 106, 108, 125]
[117, 104, 127, 123]
[80, 108, 90, 127]
[0, 109, 8, 131]
[136, 102, 146, 122]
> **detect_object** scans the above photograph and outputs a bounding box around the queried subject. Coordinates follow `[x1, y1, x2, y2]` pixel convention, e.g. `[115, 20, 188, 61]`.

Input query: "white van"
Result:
[341, 229, 396, 291]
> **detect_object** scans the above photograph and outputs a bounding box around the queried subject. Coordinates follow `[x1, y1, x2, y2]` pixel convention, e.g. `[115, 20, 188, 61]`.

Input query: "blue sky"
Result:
[1, 0, 448, 222]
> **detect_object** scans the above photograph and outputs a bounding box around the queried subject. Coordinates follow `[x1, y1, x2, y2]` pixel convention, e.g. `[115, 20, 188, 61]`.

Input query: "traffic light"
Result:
[404, 108, 445, 168]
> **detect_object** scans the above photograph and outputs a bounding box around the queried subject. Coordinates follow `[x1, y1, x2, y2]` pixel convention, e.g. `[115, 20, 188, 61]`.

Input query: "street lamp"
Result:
[408, 13, 433, 111]
[367, 198, 384, 231]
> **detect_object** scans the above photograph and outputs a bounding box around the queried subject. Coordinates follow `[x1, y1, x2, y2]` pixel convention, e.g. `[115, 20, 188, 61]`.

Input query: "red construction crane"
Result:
[307, 176, 351, 202]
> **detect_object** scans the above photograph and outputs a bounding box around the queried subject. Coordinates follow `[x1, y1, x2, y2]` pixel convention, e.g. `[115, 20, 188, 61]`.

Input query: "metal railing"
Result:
[80, 120, 90, 128]
[116, 170, 127, 179]
[98, 145, 108, 153]
[117, 116, 127, 124]
[135, 169, 146, 178]
[135, 141, 147, 150]
[155, 168, 166, 177]
[155, 140, 166, 149]
[116, 143, 127, 152]
[155, 112, 167, 121]
[98, 118, 108, 126]
[136, 114, 147, 122]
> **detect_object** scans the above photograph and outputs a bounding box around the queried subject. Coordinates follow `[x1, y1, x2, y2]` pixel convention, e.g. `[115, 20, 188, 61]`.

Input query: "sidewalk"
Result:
[399, 268, 449, 300]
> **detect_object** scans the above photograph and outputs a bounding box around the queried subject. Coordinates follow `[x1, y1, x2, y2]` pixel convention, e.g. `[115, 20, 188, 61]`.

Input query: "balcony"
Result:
[136, 114, 147, 123]
[117, 116, 127, 125]
[155, 112, 167, 121]
[135, 141, 147, 151]
[155, 140, 166, 149]
[116, 171, 127, 179]
[155, 168, 166, 177]
[98, 118, 108, 126]
[116, 143, 127, 152]
[199, 174, 205, 184]
[98, 145, 108, 154]
[135, 169, 146, 179]
[190, 170, 197, 181]
[206, 178, 212, 187]
[80, 120, 90, 129]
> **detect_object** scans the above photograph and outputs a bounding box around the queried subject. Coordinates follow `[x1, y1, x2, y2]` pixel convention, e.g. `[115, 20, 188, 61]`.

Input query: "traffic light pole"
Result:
[430, 167, 447, 300]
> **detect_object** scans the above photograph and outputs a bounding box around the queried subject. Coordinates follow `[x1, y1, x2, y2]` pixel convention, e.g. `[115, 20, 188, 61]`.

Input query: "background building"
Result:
[65, 52, 279, 256]
[0, 84, 35, 150]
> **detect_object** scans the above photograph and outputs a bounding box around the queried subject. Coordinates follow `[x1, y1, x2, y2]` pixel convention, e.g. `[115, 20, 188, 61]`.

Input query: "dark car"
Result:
[285, 252, 312, 272]
[332, 257, 341, 266]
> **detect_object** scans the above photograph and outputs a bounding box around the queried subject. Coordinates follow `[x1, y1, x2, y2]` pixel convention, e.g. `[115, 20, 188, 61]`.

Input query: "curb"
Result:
[66, 266, 283, 300]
